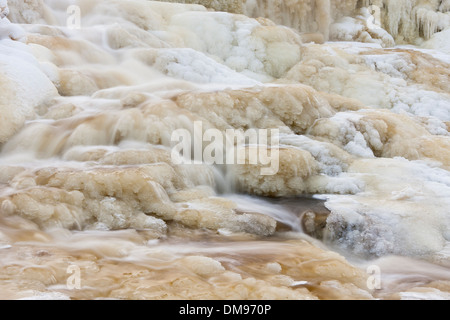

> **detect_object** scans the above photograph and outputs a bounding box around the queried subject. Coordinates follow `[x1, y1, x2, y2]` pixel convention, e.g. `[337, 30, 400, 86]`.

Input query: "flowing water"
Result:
[0, 0, 449, 300]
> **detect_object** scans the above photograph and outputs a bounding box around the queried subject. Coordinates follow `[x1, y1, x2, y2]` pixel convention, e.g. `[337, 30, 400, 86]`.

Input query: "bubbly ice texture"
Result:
[0, 0, 449, 300]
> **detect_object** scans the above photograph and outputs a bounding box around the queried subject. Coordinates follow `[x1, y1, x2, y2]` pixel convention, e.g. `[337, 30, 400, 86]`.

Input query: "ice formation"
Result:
[0, 0, 449, 300]
[162, 0, 450, 44]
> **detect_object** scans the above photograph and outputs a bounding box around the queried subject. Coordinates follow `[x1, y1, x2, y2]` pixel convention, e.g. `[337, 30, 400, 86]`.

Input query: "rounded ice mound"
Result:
[0, 42, 57, 143]
[422, 27, 450, 55]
